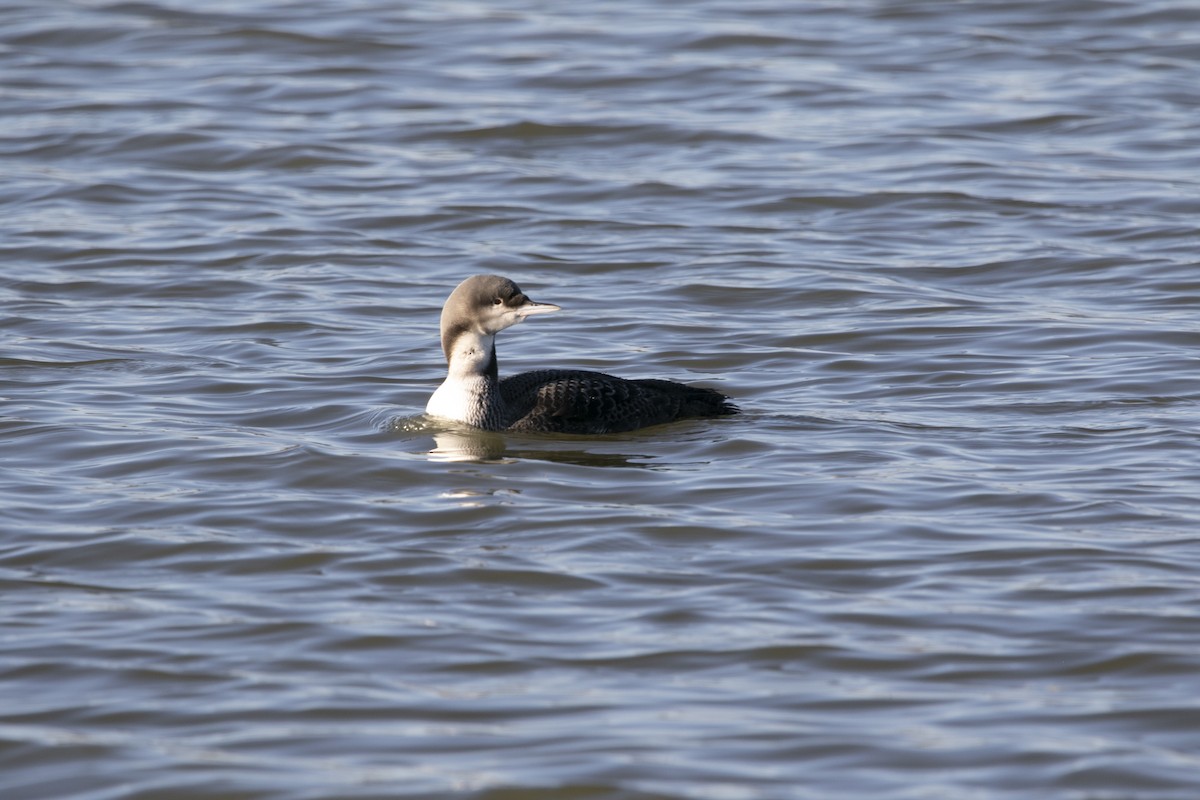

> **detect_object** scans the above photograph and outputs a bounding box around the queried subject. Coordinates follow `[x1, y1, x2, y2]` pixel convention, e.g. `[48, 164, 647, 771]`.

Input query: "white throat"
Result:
[443, 330, 495, 380]
[425, 330, 496, 423]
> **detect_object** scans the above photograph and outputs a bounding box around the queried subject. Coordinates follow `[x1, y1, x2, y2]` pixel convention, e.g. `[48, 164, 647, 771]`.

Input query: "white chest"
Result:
[425, 375, 489, 424]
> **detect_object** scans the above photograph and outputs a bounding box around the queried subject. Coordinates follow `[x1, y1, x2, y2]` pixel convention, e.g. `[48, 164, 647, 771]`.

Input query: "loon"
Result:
[425, 274, 737, 434]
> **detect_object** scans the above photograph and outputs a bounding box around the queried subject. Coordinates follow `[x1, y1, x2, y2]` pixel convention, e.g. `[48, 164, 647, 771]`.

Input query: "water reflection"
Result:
[429, 429, 509, 462]
[428, 427, 661, 469]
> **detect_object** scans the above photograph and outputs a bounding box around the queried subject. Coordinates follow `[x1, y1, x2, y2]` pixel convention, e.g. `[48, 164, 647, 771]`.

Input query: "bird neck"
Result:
[426, 330, 508, 429]
[444, 330, 498, 381]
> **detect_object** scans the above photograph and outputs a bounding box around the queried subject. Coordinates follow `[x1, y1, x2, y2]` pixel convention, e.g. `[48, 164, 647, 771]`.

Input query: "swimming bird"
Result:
[425, 275, 737, 434]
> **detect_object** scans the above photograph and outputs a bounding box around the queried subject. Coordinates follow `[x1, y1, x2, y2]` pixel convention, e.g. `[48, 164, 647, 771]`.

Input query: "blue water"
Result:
[3, 1, 1200, 798]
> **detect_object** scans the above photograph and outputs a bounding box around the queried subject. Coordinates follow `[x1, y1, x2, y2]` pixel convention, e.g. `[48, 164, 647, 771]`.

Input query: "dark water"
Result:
[4, 1, 1200, 798]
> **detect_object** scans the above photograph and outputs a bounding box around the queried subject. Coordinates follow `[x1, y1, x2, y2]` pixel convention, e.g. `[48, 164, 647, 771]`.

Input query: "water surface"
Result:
[3, 1, 1200, 798]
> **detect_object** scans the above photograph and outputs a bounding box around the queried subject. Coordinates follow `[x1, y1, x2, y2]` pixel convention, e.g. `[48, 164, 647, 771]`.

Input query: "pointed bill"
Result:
[516, 300, 561, 318]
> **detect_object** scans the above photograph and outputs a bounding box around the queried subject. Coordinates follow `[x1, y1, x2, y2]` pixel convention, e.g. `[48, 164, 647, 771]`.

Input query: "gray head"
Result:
[439, 274, 561, 361]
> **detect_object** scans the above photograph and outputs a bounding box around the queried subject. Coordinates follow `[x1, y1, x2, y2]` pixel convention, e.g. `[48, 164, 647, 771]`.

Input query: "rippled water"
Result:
[4, 1, 1200, 798]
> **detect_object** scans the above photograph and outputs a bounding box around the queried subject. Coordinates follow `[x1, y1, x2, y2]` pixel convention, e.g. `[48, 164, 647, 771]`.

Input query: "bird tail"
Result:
[682, 387, 739, 418]
[635, 380, 738, 418]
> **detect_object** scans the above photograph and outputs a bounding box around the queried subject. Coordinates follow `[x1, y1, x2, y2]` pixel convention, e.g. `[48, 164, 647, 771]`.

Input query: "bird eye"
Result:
[493, 297, 503, 306]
